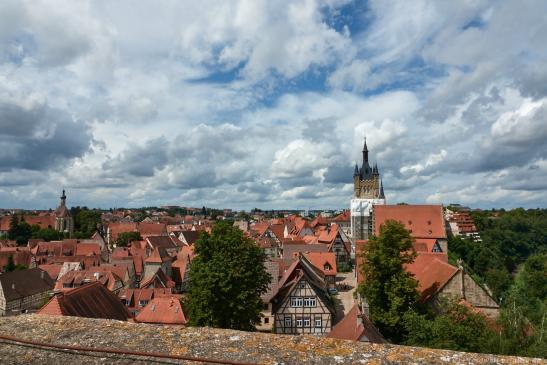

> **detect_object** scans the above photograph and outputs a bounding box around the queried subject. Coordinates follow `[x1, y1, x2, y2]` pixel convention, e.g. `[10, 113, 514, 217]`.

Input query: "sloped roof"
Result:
[108, 222, 138, 241]
[304, 252, 337, 276]
[146, 236, 178, 250]
[38, 264, 63, 281]
[135, 295, 186, 325]
[332, 210, 350, 222]
[0, 268, 54, 301]
[140, 267, 175, 289]
[179, 230, 201, 245]
[39, 282, 130, 320]
[328, 305, 386, 343]
[374, 205, 446, 239]
[405, 253, 458, 302]
[414, 238, 442, 253]
[138, 222, 167, 236]
[273, 255, 334, 314]
[75, 243, 101, 256]
[55, 270, 123, 292]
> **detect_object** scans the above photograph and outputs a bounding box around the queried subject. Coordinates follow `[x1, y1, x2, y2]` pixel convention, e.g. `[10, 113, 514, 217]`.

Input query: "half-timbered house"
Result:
[271, 255, 335, 335]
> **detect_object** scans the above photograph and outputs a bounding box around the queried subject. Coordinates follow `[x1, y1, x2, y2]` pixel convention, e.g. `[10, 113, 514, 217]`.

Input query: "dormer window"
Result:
[324, 264, 331, 271]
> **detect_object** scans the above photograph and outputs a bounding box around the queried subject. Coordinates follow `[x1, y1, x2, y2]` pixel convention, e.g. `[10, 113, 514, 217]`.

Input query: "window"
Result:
[298, 280, 306, 289]
[315, 317, 322, 328]
[139, 300, 148, 307]
[291, 297, 303, 307]
[432, 243, 442, 253]
[284, 316, 292, 327]
[303, 297, 316, 307]
[264, 317, 269, 324]
[324, 263, 331, 271]
[303, 317, 311, 327]
[296, 317, 303, 327]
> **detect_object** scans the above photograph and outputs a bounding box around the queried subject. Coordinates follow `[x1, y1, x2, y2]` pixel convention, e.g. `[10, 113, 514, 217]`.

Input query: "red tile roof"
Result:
[38, 264, 63, 280]
[332, 210, 350, 222]
[135, 296, 187, 325]
[39, 282, 131, 320]
[108, 222, 138, 242]
[405, 253, 457, 302]
[328, 305, 386, 343]
[304, 252, 337, 276]
[75, 243, 101, 256]
[138, 222, 167, 237]
[374, 205, 446, 239]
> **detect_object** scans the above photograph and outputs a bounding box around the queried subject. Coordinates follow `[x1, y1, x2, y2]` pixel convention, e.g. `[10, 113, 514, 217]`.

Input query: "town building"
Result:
[0, 268, 54, 316]
[54, 190, 74, 236]
[373, 205, 448, 253]
[351, 138, 386, 240]
[39, 281, 131, 320]
[271, 255, 335, 335]
[135, 295, 187, 325]
[406, 253, 499, 317]
[327, 304, 386, 343]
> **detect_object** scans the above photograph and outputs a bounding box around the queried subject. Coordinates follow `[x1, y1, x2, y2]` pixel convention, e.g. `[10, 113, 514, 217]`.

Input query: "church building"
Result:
[54, 190, 73, 237]
[350, 139, 385, 240]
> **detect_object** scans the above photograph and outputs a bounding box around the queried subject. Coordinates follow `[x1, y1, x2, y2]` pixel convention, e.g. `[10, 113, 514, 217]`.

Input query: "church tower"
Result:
[54, 189, 74, 237]
[350, 138, 386, 240]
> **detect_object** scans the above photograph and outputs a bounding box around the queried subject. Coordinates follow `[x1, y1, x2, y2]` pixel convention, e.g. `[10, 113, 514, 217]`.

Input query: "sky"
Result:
[0, 0, 546, 211]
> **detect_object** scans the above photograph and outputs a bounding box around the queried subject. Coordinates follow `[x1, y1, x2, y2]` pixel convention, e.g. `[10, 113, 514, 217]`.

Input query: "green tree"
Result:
[358, 220, 419, 342]
[115, 232, 142, 247]
[403, 299, 496, 353]
[188, 221, 271, 331]
[3, 255, 27, 272]
[7, 214, 19, 240]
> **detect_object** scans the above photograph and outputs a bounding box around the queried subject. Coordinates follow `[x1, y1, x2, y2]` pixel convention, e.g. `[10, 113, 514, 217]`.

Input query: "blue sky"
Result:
[0, 0, 546, 210]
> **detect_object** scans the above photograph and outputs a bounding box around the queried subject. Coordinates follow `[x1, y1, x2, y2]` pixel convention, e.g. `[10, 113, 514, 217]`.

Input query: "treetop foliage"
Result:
[188, 221, 271, 331]
[358, 219, 419, 342]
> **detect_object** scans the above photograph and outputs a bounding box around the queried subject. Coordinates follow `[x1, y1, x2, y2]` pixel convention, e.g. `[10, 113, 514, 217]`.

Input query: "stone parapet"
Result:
[0, 315, 542, 364]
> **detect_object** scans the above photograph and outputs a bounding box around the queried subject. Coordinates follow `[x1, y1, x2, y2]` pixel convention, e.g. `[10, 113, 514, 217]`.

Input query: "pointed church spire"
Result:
[353, 163, 359, 176]
[379, 180, 385, 199]
[362, 136, 369, 164]
[60, 189, 66, 206]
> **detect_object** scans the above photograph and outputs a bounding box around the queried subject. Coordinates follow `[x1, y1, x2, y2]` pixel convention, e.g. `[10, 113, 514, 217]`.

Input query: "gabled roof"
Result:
[75, 243, 101, 256]
[405, 253, 458, 302]
[135, 296, 187, 325]
[374, 205, 446, 239]
[304, 252, 337, 276]
[118, 288, 172, 308]
[144, 247, 171, 264]
[146, 236, 178, 250]
[414, 238, 442, 253]
[328, 305, 386, 343]
[332, 210, 350, 223]
[179, 230, 201, 245]
[39, 282, 131, 321]
[0, 268, 54, 301]
[38, 264, 63, 280]
[273, 255, 335, 314]
[140, 267, 175, 289]
[55, 269, 123, 292]
[138, 222, 167, 236]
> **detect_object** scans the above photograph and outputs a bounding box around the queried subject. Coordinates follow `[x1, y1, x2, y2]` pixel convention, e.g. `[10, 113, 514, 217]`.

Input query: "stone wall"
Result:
[0, 314, 540, 364]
